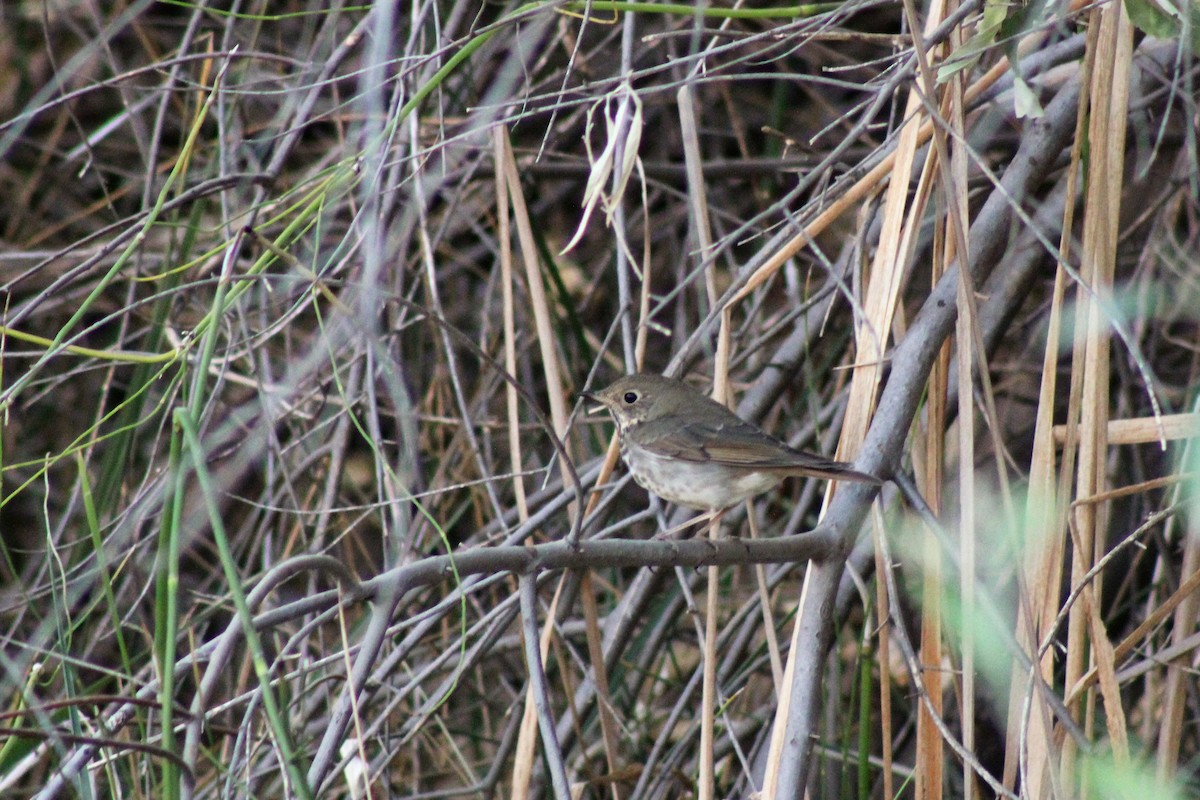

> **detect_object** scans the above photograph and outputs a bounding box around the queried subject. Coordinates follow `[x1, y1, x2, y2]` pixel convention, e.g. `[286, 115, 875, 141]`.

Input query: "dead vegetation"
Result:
[1, 0, 1199, 797]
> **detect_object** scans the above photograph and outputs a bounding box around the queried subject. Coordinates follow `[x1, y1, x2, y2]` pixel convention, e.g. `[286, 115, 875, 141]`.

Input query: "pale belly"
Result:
[621, 441, 781, 510]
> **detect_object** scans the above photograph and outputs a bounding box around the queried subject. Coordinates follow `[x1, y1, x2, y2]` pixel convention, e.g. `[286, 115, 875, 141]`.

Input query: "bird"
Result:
[583, 373, 880, 513]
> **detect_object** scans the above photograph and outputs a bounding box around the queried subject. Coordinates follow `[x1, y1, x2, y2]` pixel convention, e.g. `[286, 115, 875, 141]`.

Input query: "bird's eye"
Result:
[623, 391, 638, 404]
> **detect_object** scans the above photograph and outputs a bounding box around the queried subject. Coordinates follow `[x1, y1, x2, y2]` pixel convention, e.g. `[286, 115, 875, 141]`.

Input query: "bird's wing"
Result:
[698, 422, 837, 469]
[631, 418, 723, 462]
[634, 419, 796, 466]
[638, 419, 881, 483]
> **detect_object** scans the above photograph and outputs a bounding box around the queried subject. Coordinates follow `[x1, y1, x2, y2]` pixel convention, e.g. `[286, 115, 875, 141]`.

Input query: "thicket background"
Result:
[1, 0, 1198, 798]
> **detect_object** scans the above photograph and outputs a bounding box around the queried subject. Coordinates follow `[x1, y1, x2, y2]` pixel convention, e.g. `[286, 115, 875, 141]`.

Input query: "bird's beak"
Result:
[579, 391, 606, 415]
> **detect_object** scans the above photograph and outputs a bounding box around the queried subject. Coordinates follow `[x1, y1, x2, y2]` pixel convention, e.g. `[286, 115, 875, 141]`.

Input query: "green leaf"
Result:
[1125, 0, 1200, 56]
[1013, 76, 1044, 118]
[937, 0, 1009, 82]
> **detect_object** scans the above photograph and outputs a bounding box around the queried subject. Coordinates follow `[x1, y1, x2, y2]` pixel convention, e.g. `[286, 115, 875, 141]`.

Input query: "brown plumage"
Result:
[584, 374, 879, 511]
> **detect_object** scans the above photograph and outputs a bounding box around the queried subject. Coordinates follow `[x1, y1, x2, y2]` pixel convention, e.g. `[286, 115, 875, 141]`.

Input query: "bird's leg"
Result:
[656, 508, 725, 540]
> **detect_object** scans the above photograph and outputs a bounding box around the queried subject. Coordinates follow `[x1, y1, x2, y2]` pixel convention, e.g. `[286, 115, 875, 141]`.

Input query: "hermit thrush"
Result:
[583, 374, 880, 512]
